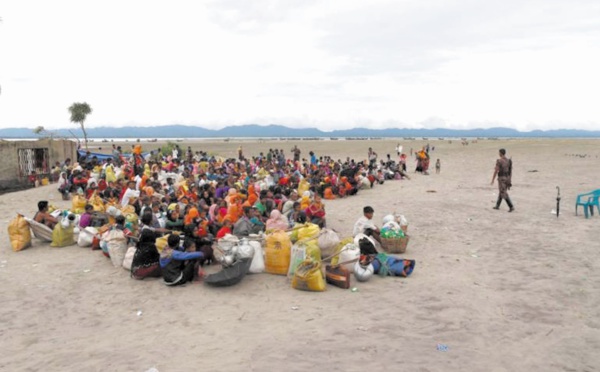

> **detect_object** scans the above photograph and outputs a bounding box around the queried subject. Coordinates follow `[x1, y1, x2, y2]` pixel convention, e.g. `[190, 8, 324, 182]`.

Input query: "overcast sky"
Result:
[1, 0, 599, 131]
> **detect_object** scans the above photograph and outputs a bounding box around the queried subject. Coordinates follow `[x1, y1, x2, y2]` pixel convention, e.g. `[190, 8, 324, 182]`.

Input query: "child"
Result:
[160, 234, 203, 286]
[28, 171, 38, 187]
[216, 217, 233, 240]
[435, 159, 441, 174]
[58, 172, 71, 200]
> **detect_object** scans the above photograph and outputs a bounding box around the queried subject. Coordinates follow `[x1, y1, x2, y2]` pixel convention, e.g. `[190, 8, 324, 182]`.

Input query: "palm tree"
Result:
[68, 102, 92, 149]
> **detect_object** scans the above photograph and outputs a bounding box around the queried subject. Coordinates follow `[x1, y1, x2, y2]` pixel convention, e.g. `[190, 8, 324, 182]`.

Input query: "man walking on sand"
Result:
[491, 148, 514, 212]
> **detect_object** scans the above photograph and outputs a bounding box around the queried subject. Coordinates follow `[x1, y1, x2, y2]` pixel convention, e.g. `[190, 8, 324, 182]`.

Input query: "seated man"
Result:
[33, 200, 58, 229]
[352, 206, 381, 244]
[232, 207, 264, 237]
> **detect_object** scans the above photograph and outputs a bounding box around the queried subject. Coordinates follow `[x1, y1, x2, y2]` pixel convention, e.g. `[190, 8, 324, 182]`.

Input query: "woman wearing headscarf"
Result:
[198, 189, 213, 212]
[247, 184, 258, 206]
[184, 206, 199, 225]
[266, 209, 289, 231]
[165, 209, 184, 232]
[131, 228, 161, 280]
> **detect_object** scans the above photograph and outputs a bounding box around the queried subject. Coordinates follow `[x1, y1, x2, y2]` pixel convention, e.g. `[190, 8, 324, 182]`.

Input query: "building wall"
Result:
[0, 139, 77, 190]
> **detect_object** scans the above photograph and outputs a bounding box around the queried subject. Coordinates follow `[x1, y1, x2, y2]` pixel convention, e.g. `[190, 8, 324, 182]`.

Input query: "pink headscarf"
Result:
[266, 210, 289, 231]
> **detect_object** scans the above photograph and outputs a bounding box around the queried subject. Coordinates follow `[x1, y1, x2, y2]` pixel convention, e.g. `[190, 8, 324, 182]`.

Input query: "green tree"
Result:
[32, 126, 45, 135]
[68, 102, 92, 149]
[32, 126, 56, 139]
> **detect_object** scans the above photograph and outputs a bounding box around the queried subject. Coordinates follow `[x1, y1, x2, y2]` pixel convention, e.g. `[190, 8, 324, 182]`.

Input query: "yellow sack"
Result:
[292, 260, 326, 292]
[8, 214, 32, 252]
[71, 195, 87, 214]
[298, 222, 320, 241]
[50, 224, 75, 247]
[290, 223, 301, 243]
[265, 230, 292, 275]
[331, 237, 354, 265]
[287, 239, 321, 278]
[302, 239, 321, 262]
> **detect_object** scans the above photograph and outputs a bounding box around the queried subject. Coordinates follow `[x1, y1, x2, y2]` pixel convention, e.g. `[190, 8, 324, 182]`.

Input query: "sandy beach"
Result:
[1, 138, 599, 372]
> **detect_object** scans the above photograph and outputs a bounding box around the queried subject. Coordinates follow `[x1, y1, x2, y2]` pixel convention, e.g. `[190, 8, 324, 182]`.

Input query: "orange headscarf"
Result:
[247, 184, 258, 206]
[184, 207, 199, 225]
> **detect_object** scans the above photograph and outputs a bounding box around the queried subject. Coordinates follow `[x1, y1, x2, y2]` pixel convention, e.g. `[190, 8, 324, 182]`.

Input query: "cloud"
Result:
[316, 0, 600, 77]
[207, 0, 319, 33]
[0, 0, 599, 131]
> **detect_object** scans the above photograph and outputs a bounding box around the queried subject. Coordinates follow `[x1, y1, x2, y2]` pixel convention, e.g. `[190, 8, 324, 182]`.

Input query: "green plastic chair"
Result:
[576, 189, 600, 218]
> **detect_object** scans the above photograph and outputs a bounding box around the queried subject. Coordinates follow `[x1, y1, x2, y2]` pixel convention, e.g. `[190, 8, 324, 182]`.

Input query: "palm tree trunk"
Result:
[81, 121, 88, 150]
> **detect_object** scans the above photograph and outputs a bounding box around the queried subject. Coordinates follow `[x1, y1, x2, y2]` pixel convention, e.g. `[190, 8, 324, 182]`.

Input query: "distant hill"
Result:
[1, 124, 599, 139]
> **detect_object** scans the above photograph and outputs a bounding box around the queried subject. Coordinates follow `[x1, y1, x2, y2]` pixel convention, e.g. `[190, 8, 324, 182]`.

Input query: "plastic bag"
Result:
[237, 238, 255, 259]
[264, 230, 292, 275]
[292, 260, 326, 292]
[297, 222, 320, 241]
[122, 246, 136, 270]
[248, 241, 265, 274]
[330, 237, 353, 265]
[77, 226, 98, 247]
[105, 228, 128, 267]
[8, 214, 32, 252]
[216, 234, 239, 261]
[336, 243, 360, 273]
[51, 224, 75, 247]
[287, 243, 306, 278]
[303, 239, 321, 262]
[317, 228, 340, 259]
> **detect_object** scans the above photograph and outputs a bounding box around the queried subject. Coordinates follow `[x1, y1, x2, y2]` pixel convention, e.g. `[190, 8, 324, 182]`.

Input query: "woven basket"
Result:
[380, 235, 409, 254]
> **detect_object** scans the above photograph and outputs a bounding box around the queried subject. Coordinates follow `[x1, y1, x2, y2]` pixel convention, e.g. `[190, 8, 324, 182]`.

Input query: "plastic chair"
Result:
[588, 190, 600, 216]
[575, 189, 600, 218]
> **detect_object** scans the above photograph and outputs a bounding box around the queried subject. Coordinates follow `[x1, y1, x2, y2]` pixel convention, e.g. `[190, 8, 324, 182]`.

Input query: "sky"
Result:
[1, 0, 600, 132]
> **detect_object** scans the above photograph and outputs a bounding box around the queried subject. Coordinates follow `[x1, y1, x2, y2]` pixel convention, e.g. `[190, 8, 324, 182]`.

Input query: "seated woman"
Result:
[165, 209, 184, 232]
[131, 225, 162, 280]
[305, 194, 326, 228]
[266, 209, 289, 231]
[79, 204, 95, 229]
[160, 234, 203, 286]
[33, 200, 58, 229]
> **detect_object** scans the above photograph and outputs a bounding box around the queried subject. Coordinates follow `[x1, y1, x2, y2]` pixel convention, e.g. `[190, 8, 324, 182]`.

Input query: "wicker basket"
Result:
[380, 235, 409, 254]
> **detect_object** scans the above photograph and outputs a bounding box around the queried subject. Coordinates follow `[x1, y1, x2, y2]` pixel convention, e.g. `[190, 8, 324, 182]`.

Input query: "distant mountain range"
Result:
[1, 124, 600, 139]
